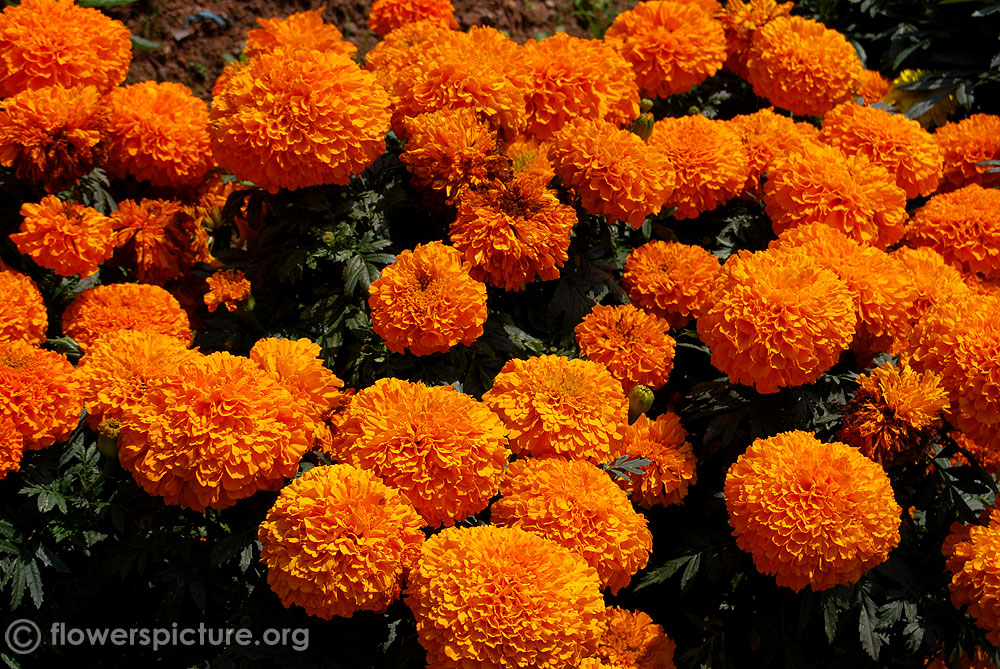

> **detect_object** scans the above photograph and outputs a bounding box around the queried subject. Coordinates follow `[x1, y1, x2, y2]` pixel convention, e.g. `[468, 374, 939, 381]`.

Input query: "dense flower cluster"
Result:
[943, 506, 1000, 645]
[907, 184, 1000, 279]
[0, 269, 47, 345]
[728, 107, 819, 198]
[575, 304, 676, 391]
[719, 0, 793, 76]
[62, 283, 192, 353]
[14, 196, 115, 277]
[368, 0, 458, 38]
[617, 412, 697, 509]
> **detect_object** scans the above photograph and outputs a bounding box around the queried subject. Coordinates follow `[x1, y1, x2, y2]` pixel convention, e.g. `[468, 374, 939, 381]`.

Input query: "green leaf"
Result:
[858, 583, 883, 660]
[129, 35, 160, 51]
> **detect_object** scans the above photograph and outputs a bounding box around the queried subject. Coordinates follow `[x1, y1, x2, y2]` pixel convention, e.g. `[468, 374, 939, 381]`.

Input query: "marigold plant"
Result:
[623, 240, 722, 329]
[575, 304, 676, 392]
[368, 0, 458, 37]
[204, 270, 251, 313]
[0, 340, 82, 451]
[0, 269, 47, 345]
[617, 412, 697, 509]
[943, 506, 1000, 645]
[245, 8, 357, 59]
[907, 184, 1000, 279]
[13, 196, 115, 278]
[110, 198, 211, 285]
[62, 283, 192, 353]
[934, 113, 1000, 191]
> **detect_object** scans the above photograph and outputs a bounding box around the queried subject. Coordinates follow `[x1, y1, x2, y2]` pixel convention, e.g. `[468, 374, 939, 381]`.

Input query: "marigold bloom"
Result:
[943, 506, 1000, 645]
[0, 416, 23, 480]
[259, 464, 424, 619]
[728, 107, 820, 198]
[623, 240, 722, 329]
[13, 196, 115, 277]
[697, 247, 857, 394]
[839, 363, 949, 466]
[0, 84, 107, 191]
[588, 607, 677, 669]
[935, 114, 1000, 190]
[482, 355, 629, 462]
[245, 8, 357, 59]
[368, 0, 458, 37]
[62, 283, 192, 353]
[364, 20, 453, 95]
[0, 0, 130, 96]
[506, 137, 555, 185]
[718, 0, 793, 77]
[726, 430, 901, 591]
[211, 46, 391, 192]
[0, 270, 47, 345]
[550, 117, 673, 228]
[110, 198, 210, 285]
[617, 412, 697, 509]
[203, 269, 251, 313]
[118, 351, 311, 511]
[907, 184, 1000, 279]
[746, 16, 861, 117]
[449, 174, 576, 291]
[493, 457, 652, 594]
[856, 69, 892, 104]
[605, 0, 726, 98]
[405, 524, 605, 668]
[649, 114, 749, 219]
[368, 241, 487, 356]
[575, 304, 675, 392]
[764, 142, 908, 249]
[1, 340, 82, 450]
[330, 378, 508, 527]
[892, 246, 973, 331]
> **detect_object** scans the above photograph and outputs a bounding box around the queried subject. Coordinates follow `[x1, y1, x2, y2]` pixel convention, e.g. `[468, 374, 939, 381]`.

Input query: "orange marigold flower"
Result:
[76, 329, 198, 432]
[211, 46, 391, 193]
[892, 246, 973, 333]
[330, 377, 509, 528]
[820, 101, 943, 199]
[110, 198, 211, 285]
[935, 114, 1000, 191]
[0, 0, 130, 96]
[245, 8, 357, 60]
[728, 107, 820, 198]
[649, 114, 749, 219]
[550, 117, 673, 228]
[118, 351, 311, 511]
[763, 142, 908, 249]
[696, 247, 857, 394]
[62, 283, 192, 353]
[103, 81, 212, 189]
[482, 355, 629, 462]
[449, 174, 576, 291]
[0, 84, 107, 192]
[364, 20, 453, 96]
[0, 416, 23, 480]
[623, 240, 722, 329]
[718, 0, 793, 77]
[588, 607, 677, 669]
[943, 506, 1000, 645]
[605, 0, 727, 98]
[725, 430, 901, 591]
[907, 184, 1000, 279]
[368, 0, 458, 37]
[492, 457, 652, 594]
[259, 463, 425, 619]
[204, 269, 251, 313]
[405, 524, 605, 668]
[522, 32, 638, 141]
[575, 304, 676, 392]
[617, 412, 697, 509]
[1, 340, 82, 450]
[368, 241, 487, 356]
[0, 269, 47, 345]
[839, 362, 949, 466]
[506, 137, 555, 185]
[856, 69, 893, 104]
[746, 16, 861, 117]
[13, 196, 115, 277]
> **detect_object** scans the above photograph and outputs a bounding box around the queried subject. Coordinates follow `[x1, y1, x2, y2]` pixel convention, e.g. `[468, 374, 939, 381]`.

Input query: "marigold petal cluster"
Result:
[575, 304, 676, 392]
[245, 8, 357, 59]
[13, 196, 115, 277]
[891, 246, 973, 332]
[204, 269, 251, 313]
[364, 20, 453, 97]
[728, 107, 820, 198]
[943, 507, 1000, 645]
[110, 198, 211, 285]
[506, 137, 555, 185]
[587, 607, 677, 669]
[0, 270, 47, 345]
[368, 0, 458, 37]
[718, 0, 793, 77]
[907, 184, 1000, 279]
[617, 412, 697, 509]
[935, 114, 1000, 191]
[856, 69, 893, 105]
[1, 340, 82, 450]
[951, 431, 1000, 478]
[725, 430, 901, 591]
[404, 524, 605, 668]
[62, 283, 192, 353]
[624, 240, 722, 329]
[0, 416, 23, 480]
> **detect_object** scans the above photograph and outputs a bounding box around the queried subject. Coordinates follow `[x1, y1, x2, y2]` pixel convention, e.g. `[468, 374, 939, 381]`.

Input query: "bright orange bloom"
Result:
[856, 69, 892, 104]
[368, 0, 458, 37]
[588, 607, 677, 669]
[891, 246, 973, 333]
[1, 340, 82, 450]
[605, 0, 727, 98]
[649, 114, 749, 219]
[0, 0, 130, 96]
[907, 184, 1000, 279]
[482, 355, 629, 462]
[405, 525, 605, 668]
[0, 269, 47, 345]
[259, 464, 425, 619]
[505, 137, 555, 185]
[746, 16, 861, 117]
[330, 377, 509, 528]
[62, 283, 192, 353]
[617, 412, 697, 509]
[245, 8, 357, 59]
[0, 416, 23, 481]
[211, 46, 391, 192]
[368, 241, 487, 356]
[550, 117, 673, 228]
[493, 457, 652, 594]
[943, 506, 1000, 645]
[718, 0, 793, 77]
[13, 196, 115, 277]
[364, 20, 453, 96]
[763, 142, 908, 249]
[204, 269, 251, 313]
[935, 113, 1000, 191]
[110, 198, 211, 286]
[449, 174, 576, 291]
[522, 32, 638, 141]
[728, 107, 820, 198]
[575, 304, 676, 392]
[624, 240, 722, 329]
[118, 351, 311, 511]
[0, 84, 107, 191]
[697, 247, 857, 394]
[725, 430, 901, 591]
[820, 101, 943, 198]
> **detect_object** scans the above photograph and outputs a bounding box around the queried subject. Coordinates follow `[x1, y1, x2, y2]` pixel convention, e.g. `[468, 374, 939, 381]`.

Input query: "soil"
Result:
[108, 0, 625, 99]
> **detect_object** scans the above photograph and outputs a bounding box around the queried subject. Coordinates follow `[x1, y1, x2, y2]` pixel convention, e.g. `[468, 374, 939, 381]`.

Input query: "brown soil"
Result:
[108, 0, 623, 99]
